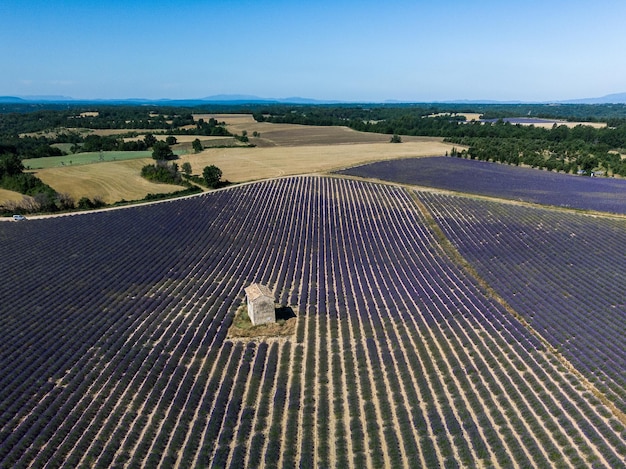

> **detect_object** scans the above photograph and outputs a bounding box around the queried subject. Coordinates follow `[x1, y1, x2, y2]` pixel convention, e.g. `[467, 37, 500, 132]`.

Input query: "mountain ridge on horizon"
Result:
[2, 92, 626, 105]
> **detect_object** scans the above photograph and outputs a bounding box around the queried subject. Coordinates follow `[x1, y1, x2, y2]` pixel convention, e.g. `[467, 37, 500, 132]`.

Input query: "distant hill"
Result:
[0, 96, 27, 103]
[199, 94, 344, 104]
[561, 92, 626, 104]
[21, 95, 74, 101]
[200, 94, 269, 102]
[1, 92, 625, 105]
[0, 94, 344, 105]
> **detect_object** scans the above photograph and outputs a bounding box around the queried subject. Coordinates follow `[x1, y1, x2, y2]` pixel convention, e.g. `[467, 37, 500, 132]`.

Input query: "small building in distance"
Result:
[244, 283, 275, 325]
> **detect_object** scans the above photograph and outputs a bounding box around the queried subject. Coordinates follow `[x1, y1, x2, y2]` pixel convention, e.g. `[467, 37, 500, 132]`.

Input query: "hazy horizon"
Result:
[2, 0, 625, 103]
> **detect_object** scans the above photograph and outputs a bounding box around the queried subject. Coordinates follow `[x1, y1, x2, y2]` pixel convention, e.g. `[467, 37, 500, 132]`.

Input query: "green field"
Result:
[23, 149, 187, 169]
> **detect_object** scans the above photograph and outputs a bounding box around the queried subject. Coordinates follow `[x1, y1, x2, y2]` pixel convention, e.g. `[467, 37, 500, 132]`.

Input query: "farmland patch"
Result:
[479, 117, 607, 128]
[193, 113, 441, 147]
[178, 141, 454, 183]
[2, 115, 456, 208]
[23, 150, 158, 169]
[33, 158, 187, 203]
[0, 187, 27, 205]
[337, 156, 626, 214]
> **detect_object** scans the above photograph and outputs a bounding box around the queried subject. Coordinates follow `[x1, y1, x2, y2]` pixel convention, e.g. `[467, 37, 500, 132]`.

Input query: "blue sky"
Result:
[1, 0, 624, 102]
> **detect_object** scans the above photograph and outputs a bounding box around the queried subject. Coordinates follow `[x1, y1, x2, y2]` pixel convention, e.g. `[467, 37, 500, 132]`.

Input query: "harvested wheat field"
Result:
[0, 188, 27, 204]
[515, 120, 607, 129]
[194, 113, 437, 147]
[179, 140, 455, 182]
[33, 159, 186, 204]
[427, 112, 483, 121]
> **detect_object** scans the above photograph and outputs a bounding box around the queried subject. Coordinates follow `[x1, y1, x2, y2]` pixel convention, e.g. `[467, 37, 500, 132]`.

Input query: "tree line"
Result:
[0, 106, 196, 133]
[446, 135, 626, 175]
[0, 109, 231, 160]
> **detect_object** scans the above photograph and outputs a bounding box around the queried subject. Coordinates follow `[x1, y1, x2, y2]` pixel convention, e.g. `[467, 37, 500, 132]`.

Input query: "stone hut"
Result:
[244, 283, 275, 325]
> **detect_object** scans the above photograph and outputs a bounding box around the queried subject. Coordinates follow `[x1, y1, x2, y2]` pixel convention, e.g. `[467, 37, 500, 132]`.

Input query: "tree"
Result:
[192, 138, 203, 153]
[152, 141, 176, 160]
[144, 133, 157, 148]
[181, 162, 192, 176]
[203, 165, 222, 189]
[390, 134, 402, 143]
[0, 154, 24, 178]
[165, 135, 177, 145]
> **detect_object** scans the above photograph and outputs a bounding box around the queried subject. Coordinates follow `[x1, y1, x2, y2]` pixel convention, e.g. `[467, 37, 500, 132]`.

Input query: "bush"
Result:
[141, 161, 182, 184]
[56, 192, 75, 210]
[77, 196, 106, 210]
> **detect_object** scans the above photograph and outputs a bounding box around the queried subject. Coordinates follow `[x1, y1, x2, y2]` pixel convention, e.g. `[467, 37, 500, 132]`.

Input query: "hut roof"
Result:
[244, 283, 273, 301]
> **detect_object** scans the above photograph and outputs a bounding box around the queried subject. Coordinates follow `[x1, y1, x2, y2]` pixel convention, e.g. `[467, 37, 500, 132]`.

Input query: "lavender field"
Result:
[337, 156, 626, 214]
[418, 191, 626, 415]
[0, 176, 625, 468]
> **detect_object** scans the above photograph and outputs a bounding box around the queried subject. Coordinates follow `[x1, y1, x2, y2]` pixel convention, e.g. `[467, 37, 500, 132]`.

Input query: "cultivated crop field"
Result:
[177, 140, 453, 184]
[479, 118, 607, 128]
[32, 159, 187, 204]
[200, 114, 437, 147]
[179, 114, 455, 183]
[1, 176, 625, 468]
[338, 156, 626, 214]
[0, 188, 25, 204]
[23, 151, 157, 169]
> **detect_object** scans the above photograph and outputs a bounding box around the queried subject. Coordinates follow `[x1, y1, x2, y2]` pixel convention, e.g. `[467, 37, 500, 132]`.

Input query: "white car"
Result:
[12, 214, 27, 221]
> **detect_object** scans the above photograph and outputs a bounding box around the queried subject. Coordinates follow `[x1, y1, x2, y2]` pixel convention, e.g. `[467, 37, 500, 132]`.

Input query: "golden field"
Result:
[523, 120, 607, 129]
[0, 188, 27, 203]
[33, 159, 187, 204]
[178, 140, 453, 183]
